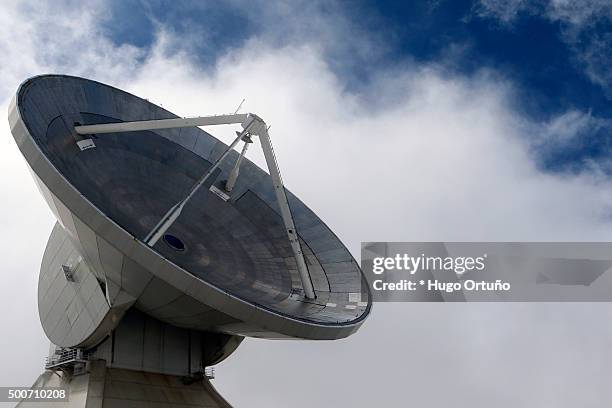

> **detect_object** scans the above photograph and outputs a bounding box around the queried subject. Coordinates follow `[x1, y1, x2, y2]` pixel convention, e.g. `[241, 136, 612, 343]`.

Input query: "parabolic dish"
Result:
[9, 75, 370, 341]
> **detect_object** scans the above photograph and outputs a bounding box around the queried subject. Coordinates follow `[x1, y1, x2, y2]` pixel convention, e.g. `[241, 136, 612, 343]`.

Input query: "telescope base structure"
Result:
[17, 360, 232, 408]
[18, 307, 240, 407]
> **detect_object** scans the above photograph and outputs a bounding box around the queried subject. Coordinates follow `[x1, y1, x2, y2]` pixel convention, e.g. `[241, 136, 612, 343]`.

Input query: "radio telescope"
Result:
[9, 75, 370, 407]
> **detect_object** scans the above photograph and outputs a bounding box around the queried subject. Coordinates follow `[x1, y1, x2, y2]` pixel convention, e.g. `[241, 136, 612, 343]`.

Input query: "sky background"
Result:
[2, 0, 612, 406]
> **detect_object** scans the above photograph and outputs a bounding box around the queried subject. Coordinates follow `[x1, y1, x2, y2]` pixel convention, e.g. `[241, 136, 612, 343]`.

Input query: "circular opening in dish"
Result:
[163, 234, 185, 251]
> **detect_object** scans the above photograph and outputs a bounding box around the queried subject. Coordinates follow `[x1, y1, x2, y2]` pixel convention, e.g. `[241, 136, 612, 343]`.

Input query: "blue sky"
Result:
[99, 0, 610, 117]
[98, 0, 612, 175]
[4, 2, 612, 407]
[0, 0, 612, 408]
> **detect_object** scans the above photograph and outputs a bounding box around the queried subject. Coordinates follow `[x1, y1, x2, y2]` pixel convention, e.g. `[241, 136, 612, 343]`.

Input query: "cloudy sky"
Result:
[2, 0, 612, 406]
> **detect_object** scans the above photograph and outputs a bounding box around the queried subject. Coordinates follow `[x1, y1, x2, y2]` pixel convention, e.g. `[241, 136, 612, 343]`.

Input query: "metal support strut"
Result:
[75, 113, 316, 299]
[225, 134, 251, 193]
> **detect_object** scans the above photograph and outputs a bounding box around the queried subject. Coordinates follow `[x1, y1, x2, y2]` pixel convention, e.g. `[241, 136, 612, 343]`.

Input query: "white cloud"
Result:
[527, 109, 612, 173]
[475, 0, 540, 24]
[2, 1, 612, 407]
[476, 0, 612, 25]
[547, 0, 612, 26]
[476, 0, 612, 95]
[129, 43, 612, 245]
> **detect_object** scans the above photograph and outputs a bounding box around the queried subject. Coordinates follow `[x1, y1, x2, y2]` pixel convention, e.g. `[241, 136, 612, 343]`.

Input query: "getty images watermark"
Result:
[361, 242, 612, 301]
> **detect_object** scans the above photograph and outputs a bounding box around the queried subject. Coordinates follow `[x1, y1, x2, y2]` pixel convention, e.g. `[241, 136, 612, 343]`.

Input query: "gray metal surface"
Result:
[10, 74, 370, 340]
[17, 360, 233, 408]
[38, 222, 120, 347]
[89, 308, 242, 374]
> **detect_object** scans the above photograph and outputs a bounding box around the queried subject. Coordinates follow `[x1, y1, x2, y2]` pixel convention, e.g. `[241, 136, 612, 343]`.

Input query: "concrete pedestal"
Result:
[17, 360, 232, 408]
